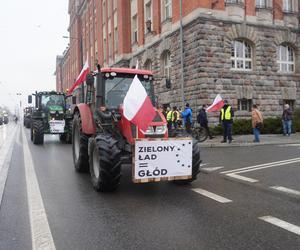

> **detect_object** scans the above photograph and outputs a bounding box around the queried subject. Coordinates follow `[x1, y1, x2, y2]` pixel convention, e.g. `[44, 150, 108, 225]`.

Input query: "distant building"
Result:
[56, 0, 300, 120]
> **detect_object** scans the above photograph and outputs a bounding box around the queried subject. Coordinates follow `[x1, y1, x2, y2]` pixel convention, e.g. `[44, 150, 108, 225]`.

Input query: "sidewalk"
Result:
[200, 133, 300, 148]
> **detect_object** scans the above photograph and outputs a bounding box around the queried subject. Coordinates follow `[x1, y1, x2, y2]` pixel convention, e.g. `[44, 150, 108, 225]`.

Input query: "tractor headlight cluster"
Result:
[58, 110, 64, 114]
[50, 111, 56, 114]
[142, 125, 167, 135]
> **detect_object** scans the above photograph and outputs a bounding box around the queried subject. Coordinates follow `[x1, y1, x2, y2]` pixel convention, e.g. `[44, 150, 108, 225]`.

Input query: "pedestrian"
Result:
[219, 100, 234, 143]
[177, 107, 183, 128]
[251, 104, 263, 143]
[181, 103, 193, 133]
[172, 106, 180, 129]
[197, 105, 214, 139]
[166, 107, 173, 131]
[162, 106, 168, 119]
[282, 104, 292, 136]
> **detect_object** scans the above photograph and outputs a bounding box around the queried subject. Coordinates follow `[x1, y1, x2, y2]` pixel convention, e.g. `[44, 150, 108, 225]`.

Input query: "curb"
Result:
[199, 140, 300, 148]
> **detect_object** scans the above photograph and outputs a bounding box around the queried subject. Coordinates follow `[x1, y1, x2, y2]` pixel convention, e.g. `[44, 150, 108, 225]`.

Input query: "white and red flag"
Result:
[206, 94, 224, 112]
[67, 60, 89, 95]
[123, 75, 156, 132]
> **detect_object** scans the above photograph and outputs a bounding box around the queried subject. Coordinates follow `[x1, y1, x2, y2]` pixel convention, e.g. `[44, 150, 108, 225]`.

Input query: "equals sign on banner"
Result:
[139, 163, 148, 168]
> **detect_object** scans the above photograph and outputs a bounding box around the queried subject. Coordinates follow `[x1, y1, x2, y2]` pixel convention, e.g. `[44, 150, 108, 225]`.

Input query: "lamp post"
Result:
[179, 0, 185, 107]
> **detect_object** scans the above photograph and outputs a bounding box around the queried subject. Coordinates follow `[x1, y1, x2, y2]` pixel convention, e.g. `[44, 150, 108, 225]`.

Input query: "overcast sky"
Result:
[0, 0, 69, 113]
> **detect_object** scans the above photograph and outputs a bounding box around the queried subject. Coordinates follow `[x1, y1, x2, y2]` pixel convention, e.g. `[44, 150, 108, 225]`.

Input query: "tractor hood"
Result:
[48, 105, 64, 112]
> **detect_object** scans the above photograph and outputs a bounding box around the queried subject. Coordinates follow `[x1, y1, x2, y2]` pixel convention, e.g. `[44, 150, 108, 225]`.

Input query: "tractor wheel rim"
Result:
[93, 146, 100, 179]
[74, 126, 80, 160]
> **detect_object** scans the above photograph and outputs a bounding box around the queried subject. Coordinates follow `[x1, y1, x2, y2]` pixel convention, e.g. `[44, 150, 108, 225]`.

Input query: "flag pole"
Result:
[136, 126, 139, 139]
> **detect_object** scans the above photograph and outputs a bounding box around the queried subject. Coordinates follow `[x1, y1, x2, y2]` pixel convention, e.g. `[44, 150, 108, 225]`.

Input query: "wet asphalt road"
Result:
[0, 123, 300, 250]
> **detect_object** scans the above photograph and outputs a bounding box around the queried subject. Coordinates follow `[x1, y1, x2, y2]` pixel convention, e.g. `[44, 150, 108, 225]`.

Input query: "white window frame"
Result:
[231, 40, 252, 71]
[144, 0, 152, 33]
[277, 44, 295, 73]
[238, 99, 252, 111]
[283, 0, 294, 12]
[162, 51, 171, 79]
[162, 0, 172, 21]
[132, 14, 138, 43]
[256, 0, 266, 8]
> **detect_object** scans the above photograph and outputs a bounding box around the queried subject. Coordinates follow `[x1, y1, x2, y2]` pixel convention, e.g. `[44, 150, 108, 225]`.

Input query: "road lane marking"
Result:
[270, 186, 300, 196]
[191, 188, 232, 203]
[201, 166, 224, 173]
[259, 216, 300, 236]
[22, 127, 56, 250]
[226, 173, 258, 183]
[0, 125, 18, 207]
[278, 144, 300, 147]
[220, 158, 300, 174]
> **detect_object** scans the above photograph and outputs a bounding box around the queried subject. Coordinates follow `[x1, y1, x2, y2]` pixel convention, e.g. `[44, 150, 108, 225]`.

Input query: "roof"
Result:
[100, 67, 153, 76]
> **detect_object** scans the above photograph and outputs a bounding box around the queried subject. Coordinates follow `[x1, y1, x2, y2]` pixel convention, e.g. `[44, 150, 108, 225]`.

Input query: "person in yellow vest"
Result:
[219, 100, 234, 143]
[166, 107, 173, 130]
[172, 106, 180, 129]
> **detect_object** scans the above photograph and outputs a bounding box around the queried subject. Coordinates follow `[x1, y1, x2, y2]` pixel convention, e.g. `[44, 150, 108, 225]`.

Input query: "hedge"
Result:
[210, 111, 300, 135]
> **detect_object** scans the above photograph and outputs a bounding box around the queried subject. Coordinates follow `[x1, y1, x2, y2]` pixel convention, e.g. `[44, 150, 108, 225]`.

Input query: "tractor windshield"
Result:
[41, 95, 65, 109]
[104, 74, 154, 109]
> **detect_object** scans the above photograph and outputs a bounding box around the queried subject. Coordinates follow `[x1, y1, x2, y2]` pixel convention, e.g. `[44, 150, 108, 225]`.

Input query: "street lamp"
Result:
[62, 35, 83, 68]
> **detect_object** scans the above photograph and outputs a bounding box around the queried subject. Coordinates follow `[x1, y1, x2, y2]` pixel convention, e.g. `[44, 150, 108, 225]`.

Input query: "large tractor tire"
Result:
[32, 120, 44, 145]
[89, 134, 122, 192]
[173, 130, 201, 184]
[25, 119, 31, 129]
[65, 119, 73, 144]
[30, 125, 33, 141]
[72, 114, 89, 172]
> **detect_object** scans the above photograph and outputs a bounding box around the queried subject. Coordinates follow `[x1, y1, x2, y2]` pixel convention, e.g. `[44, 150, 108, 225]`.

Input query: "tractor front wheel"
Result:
[65, 119, 73, 144]
[72, 114, 89, 172]
[173, 130, 201, 184]
[32, 120, 44, 145]
[59, 133, 67, 143]
[89, 134, 122, 192]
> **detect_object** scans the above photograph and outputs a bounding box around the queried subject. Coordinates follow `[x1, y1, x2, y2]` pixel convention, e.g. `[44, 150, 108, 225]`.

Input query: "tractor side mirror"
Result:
[28, 95, 32, 104]
[72, 96, 77, 105]
[86, 73, 94, 86]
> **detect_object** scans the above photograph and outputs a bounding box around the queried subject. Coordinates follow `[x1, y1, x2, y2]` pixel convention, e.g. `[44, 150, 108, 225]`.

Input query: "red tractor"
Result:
[71, 66, 201, 192]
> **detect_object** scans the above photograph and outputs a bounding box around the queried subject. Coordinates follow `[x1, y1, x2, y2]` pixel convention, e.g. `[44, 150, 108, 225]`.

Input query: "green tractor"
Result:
[23, 107, 33, 128]
[28, 91, 73, 145]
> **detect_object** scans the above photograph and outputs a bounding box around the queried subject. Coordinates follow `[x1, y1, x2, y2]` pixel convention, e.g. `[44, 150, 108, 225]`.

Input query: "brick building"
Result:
[56, 0, 300, 120]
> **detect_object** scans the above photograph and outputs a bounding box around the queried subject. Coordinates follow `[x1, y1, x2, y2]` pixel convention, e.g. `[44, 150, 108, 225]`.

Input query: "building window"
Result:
[256, 0, 266, 8]
[238, 99, 252, 111]
[145, 0, 152, 33]
[231, 40, 252, 70]
[114, 27, 118, 53]
[144, 59, 152, 71]
[162, 51, 171, 79]
[225, 0, 244, 4]
[277, 44, 295, 73]
[162, 0, 172, 21]
[132, 14, 138, 43]
[102, 1, 106, 24]
[103, 38, 107, 63]
[283, 0, 296, 13]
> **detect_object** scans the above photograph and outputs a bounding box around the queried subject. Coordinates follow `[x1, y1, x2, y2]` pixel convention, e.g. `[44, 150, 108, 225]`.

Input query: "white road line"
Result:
[201, 166, 224, 173]
[270, 186, 300, 196]
[0, 126, 18, 207]
[22, 127, 56, 250]
[191, 188, 232, 203]
[259, 216, 300, 236]
[226, 173, 258, 183]
[278, 144, 300, 147]
[220, 157, 300, 174]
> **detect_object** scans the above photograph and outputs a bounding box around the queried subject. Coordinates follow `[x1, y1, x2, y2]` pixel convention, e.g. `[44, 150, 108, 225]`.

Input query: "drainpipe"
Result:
[179, 0, 185, 107]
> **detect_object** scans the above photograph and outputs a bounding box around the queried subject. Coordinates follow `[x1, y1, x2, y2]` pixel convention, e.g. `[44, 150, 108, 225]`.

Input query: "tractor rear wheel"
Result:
[89, 134, 122, 192]
[72, 114, 89, 172]
[59, 133, 67, 143]
[173, 130, 201, 184]
[32, 120, 44, 145]
[26, 120, 31, 129]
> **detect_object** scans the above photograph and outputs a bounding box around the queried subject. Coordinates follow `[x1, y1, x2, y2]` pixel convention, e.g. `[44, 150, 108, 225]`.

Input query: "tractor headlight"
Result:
[155, 125, 167, 134]
[49, 111, 56, 114]
[142, 125, 167, 135]
[58, 110, 64, 114]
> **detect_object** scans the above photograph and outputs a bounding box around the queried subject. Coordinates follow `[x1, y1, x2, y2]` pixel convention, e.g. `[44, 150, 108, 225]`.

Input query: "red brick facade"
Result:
[56, 0, 299, 95]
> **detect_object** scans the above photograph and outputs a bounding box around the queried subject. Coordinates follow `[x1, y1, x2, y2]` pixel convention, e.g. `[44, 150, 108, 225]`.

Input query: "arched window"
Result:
[277, 44, 295, 72]
[231, 40, 252, 70]
[161, 50, 171, 79]
[144, 59, 152, 71]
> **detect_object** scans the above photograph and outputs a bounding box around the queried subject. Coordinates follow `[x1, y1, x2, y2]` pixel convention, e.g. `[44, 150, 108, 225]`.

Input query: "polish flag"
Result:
[123, 75, 156, 132]
[206, 94, 224, 112]
[67, 60, 89, 95]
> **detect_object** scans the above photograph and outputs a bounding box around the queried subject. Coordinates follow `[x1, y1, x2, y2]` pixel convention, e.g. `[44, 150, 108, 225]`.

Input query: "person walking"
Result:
[166, 107, 173, 131]
[172, 106, 180, 129]
[219, 100, 234, 143]
[251, 104, 263, 143]
[181, 103, 193, 133]
[197, 105, 214, 139]
[282, 104, 292, 136]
